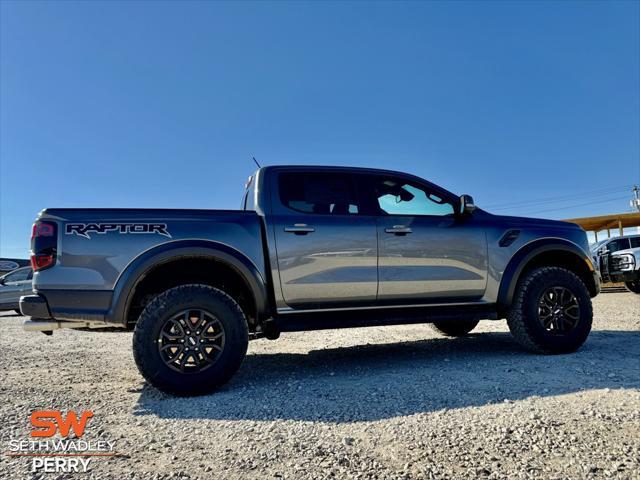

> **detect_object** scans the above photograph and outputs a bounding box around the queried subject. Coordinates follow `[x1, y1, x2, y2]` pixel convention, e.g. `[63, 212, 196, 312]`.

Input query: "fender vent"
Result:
[499, 229, 520, 247]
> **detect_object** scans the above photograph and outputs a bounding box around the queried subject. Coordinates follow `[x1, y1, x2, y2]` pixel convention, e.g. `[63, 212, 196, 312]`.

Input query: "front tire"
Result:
[624, 280, 640, 294]
[430, 319, 479, 337]
[133, 284, 248, 396]
[507, 267, 592, 354]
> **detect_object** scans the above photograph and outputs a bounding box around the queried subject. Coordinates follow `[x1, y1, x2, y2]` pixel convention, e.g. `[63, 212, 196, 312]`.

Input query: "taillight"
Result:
[31, 254, 54, 270]
[32, 222, 55, 238]
[31, 221, 57, 271]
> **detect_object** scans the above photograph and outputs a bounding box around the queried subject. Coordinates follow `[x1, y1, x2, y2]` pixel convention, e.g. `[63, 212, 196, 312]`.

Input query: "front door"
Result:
[365, 175, 488, 303]
[272, 170, 378, 309]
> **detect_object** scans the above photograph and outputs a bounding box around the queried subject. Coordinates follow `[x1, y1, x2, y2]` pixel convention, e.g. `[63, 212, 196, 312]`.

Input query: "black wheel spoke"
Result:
[160, 343, 183, 353]
[161, 332, 182, 342]
[203, 331, 224, 341]
[565, 304, 579, 320]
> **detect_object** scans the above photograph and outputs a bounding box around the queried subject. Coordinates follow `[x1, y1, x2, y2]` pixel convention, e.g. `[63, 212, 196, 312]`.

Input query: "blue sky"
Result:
[1, 0, 639, 257]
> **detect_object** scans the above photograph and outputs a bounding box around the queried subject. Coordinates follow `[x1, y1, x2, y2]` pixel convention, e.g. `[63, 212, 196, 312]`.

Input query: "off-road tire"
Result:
[624, 281, 640, 294]
[507, 267, 592, 354]
[430, 319, 479, 337]
[133, 284, 248, 396]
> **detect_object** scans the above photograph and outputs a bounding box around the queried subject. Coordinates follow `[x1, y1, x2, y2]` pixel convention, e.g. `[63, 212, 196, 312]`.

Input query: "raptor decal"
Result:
[65, 223, 171, 239]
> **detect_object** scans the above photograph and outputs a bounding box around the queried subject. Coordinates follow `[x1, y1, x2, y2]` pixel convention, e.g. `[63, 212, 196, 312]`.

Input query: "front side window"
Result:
[608, 238, 631, 253]
[370, 177, 454, 216]
[279, 172, 359, 215]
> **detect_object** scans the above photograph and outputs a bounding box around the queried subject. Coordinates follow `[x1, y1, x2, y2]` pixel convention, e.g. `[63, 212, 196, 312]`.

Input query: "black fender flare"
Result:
[497, 238, 596, 308]
[105, 240, 270, 326]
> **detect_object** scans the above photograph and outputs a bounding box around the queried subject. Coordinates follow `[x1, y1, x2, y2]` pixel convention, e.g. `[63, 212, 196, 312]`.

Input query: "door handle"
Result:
[284, 224, 315, 235]
[385, 225, 412, 235]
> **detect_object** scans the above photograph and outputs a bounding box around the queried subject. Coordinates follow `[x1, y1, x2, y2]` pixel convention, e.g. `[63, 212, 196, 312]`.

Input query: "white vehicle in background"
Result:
[591, 234, 640, 293]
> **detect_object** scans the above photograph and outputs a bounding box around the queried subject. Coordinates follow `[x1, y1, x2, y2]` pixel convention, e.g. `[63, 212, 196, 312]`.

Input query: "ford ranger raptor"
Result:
[21, 166, 600, 395]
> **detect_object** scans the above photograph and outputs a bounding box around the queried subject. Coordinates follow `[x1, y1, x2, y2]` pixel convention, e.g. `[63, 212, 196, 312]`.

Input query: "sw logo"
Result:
[30, 410, 94, 437]
[26, 411, 96, 473]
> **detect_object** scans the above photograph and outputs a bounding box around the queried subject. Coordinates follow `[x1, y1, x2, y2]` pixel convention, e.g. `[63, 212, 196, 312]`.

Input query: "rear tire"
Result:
[133, 284, 248, 396]
[624, 280, 640, 294]
[430, 319, 479, 337]
[14, 309, 21, 315]
[507, 267, 592, 354]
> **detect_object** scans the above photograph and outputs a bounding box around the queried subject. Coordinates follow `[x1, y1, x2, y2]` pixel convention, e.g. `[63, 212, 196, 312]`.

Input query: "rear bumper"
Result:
[19, 294, 52, 319]
[20, 292, 123, 332]
[21, 289, 113, 321]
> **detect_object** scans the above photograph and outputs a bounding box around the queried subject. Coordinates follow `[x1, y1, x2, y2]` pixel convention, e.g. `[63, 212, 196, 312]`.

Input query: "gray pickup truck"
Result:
[21, 166, 599, 395]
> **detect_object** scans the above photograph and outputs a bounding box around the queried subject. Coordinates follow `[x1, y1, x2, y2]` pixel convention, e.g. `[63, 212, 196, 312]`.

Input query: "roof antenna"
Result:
[252, 156, 261, 168]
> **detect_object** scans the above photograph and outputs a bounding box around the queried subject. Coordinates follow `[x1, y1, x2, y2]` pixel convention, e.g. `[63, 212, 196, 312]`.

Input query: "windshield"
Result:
[590, 239, 607, 252]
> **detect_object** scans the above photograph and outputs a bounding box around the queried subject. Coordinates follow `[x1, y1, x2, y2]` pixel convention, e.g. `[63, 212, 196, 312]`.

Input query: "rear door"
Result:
[363, 174, 488, 303]
[271, 170, 377, 309]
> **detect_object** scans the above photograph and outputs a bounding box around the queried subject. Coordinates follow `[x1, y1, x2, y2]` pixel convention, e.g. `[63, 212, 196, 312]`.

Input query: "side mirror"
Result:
[598, 247, 609, 256]
[459, 194, 476, 215]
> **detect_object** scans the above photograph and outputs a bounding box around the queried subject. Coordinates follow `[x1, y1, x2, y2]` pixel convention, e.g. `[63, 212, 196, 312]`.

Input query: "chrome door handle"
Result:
[284, 224, 315, 234]
[385, 225, 412, 235]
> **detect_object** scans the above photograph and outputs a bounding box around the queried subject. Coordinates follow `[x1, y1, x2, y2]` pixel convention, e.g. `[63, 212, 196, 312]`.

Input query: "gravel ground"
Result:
[1, 291, 639, 479]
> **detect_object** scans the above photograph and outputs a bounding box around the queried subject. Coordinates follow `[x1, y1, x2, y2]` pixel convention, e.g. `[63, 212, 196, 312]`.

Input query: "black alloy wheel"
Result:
[537, 286, 581, 335]
[158, 309, 226, 373]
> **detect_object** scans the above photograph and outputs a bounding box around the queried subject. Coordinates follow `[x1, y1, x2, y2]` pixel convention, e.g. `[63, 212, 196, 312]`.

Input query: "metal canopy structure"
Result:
[563, 212, 640, 240]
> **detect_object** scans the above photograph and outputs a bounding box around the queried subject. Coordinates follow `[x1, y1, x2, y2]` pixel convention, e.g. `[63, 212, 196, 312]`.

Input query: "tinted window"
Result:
[4, 268, 30, 283]
[630, 237, 640, 248]
[369, 177, 454, 216]
[608, 238, 631, 253]
[279, 173, 359, 215]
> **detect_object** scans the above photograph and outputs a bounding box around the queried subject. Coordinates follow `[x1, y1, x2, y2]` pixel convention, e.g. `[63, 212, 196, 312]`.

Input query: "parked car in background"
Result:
[591, 234, 640, 293]
[0, 266, 33, 313]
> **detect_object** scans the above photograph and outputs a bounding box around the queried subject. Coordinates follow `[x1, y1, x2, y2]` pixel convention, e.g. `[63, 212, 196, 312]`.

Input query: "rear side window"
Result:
[279, 172, 360, 215]
[630, 237, 640, 248]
